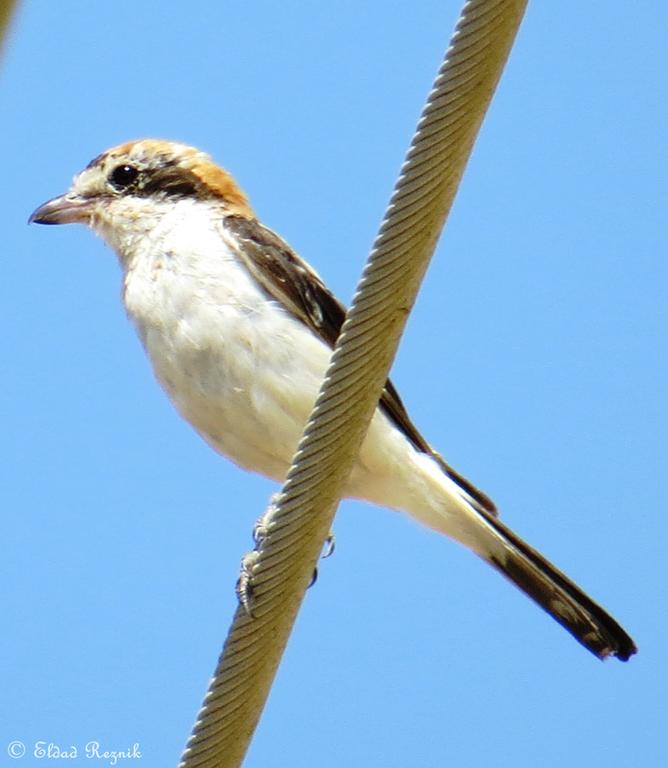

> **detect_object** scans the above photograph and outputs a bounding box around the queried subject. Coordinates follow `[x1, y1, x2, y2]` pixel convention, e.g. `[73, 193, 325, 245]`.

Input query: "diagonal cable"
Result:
[179, 2, 528, 766]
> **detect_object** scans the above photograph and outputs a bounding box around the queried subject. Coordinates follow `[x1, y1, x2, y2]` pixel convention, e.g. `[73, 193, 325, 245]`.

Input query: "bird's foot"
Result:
[237, 496, 337, 614]
[236, 550, 260, 617]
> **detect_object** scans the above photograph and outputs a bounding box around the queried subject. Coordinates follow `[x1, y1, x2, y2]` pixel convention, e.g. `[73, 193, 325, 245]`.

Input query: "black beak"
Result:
[29, 194, 93, 225]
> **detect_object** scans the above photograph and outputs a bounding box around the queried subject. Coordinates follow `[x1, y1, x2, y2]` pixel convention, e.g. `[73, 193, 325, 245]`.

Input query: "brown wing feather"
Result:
[224, 215, 496, 516]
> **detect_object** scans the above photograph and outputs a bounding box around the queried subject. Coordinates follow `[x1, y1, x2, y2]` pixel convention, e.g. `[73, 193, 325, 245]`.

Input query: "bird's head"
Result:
[29, 139, 254, 250]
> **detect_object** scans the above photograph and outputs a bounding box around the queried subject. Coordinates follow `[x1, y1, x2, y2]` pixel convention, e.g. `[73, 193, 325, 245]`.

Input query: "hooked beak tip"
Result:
[27, 208, 46, 225]
[29, 194, 92, 226]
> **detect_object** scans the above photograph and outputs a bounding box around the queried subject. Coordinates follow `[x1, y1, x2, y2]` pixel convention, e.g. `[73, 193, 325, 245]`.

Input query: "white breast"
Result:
[120, 201, 333, 480]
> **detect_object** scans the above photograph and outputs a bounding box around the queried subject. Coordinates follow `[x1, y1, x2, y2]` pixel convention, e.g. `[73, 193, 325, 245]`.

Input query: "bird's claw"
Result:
[236, 550, 260, 617]
[237, 501, 336, 613]
[252, 493, 281, 547]
[308, 531, 337, 587]
[323, 531, 336, 559]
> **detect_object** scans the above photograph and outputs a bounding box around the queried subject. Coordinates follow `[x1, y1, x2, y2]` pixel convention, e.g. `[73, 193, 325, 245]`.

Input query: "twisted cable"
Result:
[179, 1, 528, 765]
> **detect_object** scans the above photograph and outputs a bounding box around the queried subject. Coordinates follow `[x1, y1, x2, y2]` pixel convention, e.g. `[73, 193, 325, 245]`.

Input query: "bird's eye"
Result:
[109, 164, 139, 191]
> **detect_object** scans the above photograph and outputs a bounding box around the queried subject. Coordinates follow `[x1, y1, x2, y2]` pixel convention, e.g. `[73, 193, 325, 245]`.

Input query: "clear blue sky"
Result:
[3, 2, 665, 766]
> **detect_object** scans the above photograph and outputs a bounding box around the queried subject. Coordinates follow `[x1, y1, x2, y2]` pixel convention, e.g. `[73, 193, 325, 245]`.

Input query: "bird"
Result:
[30, 139, 636, 662]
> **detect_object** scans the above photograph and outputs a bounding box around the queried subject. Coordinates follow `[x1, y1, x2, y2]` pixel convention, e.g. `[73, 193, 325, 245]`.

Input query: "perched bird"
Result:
[30, 139, 636, 661]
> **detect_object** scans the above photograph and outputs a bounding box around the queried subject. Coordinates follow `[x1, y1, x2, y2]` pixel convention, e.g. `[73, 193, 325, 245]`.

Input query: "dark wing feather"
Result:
[224, 215, 496, 516]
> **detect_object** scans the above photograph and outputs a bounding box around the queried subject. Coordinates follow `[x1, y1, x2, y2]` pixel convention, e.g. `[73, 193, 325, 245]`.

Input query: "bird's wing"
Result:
[224, 214, 496, 516]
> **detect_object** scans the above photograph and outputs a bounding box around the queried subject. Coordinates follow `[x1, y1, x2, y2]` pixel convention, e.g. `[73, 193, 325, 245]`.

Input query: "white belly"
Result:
[125, 262, 327, 480]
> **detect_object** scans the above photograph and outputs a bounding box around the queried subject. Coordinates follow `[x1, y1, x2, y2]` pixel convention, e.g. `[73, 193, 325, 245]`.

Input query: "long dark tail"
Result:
[481, 513, 636, 661]
[396, 450, 635, 660]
